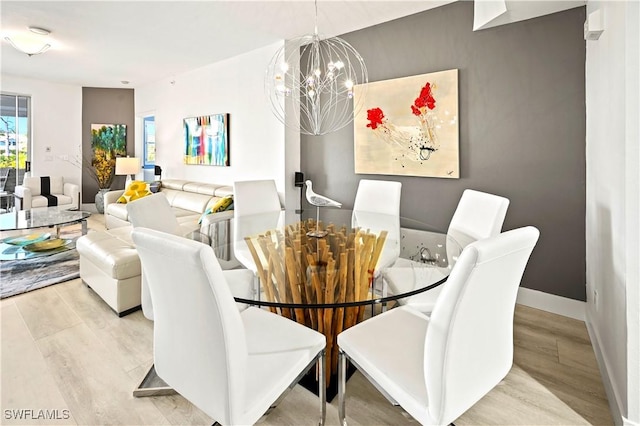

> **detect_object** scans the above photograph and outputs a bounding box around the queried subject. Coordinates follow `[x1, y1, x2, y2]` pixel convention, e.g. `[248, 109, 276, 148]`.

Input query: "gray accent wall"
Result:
[81, 87, 135, 203]
[301, 2, 586, 300]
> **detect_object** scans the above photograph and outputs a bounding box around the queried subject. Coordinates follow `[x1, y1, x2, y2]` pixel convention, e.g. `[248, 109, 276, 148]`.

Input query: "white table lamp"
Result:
[115, 157, 140, 187]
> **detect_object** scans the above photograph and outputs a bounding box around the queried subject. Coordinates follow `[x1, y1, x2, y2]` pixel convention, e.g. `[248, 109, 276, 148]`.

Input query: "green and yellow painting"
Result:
[90, 123, 126, 189]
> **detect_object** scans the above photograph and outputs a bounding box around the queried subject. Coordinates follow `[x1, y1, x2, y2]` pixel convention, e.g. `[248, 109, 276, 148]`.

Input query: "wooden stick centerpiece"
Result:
[244, 218, 387, 384]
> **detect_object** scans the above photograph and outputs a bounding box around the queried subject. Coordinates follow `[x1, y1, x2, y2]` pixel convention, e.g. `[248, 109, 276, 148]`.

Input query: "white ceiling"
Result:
[475, 0, 585, 30]
[0, 1, 585, 89]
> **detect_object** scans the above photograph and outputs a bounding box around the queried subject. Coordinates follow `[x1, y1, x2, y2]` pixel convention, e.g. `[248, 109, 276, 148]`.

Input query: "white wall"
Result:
[134, 42, 298, 204]
[624, 4, 640, 424]
[0, 75, 82, 186]
[585, 1, 639, 425]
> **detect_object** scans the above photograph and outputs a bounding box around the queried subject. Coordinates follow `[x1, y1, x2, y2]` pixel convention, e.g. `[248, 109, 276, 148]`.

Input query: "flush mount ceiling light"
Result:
[29, 26, 50, 36]
[4, 26, 52, 56]
[265, 0, 368, 136]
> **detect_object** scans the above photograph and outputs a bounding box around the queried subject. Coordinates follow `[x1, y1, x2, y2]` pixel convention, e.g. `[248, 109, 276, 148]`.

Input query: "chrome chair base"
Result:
[133, 364, 176, 397]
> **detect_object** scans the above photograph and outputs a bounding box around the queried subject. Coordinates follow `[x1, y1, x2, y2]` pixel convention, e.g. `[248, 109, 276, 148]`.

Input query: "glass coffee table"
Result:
[0, 207, 91, 237]
[0, 208, 91, 261]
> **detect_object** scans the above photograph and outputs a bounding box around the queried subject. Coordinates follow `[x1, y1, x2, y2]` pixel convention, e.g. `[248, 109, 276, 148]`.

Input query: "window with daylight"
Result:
[0, 94, 31, 202]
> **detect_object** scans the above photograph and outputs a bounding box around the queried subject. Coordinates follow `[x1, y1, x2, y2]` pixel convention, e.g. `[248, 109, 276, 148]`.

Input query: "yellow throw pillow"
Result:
[199, 195, 233, 224]
[209, 195, 234, 213]
[116, 181, 152, 204]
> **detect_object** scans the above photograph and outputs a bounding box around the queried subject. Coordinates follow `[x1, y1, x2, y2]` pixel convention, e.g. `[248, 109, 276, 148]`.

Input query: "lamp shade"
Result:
[115, 157, 140, 176]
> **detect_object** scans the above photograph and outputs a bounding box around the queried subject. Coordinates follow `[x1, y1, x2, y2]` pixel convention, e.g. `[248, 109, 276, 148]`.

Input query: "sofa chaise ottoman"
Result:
[77, 212, 237, 316]
[76, 227, 142, 316]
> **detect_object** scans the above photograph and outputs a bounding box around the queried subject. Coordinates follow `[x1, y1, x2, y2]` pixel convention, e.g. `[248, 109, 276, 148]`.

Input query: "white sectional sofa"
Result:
[77, 226, 143, 316]
[103, 179, 234, 230]
[79, 179, 238, 316]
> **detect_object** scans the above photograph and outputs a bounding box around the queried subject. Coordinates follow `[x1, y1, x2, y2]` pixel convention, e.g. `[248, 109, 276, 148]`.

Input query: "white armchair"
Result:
[14, 176, 79, 210]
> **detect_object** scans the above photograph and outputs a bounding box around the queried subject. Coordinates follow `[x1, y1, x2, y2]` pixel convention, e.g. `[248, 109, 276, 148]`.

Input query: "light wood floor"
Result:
[1, 215, 613, 425]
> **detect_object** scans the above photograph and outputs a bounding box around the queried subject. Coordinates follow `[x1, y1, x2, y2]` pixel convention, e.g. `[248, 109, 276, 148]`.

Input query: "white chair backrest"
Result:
[447, 189, 510, 248]
[352, 179, 402, 270]
[424, 226, 539, 424]
[233, 180, 283, 272]
[131, 228, 247, 425]
[126, 193, 183, 320]
[352, 179, 402, 215]
[22, 176, 64, 195]
[126, 193, 182, 236]
[233, 179, 281, 217]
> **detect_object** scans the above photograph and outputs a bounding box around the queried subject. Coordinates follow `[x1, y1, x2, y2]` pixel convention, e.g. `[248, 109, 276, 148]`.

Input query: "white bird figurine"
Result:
[305, 180, 342, 208]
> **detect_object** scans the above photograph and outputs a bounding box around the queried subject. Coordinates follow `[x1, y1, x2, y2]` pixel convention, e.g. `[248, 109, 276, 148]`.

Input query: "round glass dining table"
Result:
[223, 208, 462, 397]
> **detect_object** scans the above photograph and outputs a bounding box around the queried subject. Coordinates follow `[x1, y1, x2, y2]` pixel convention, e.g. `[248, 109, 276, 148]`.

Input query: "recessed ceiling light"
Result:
[28, 27, 50, 36]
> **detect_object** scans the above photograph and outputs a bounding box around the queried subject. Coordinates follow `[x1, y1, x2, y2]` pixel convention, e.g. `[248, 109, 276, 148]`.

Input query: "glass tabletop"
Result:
[230, 208, 462, 309]
[0, 236, 76, 261]
[0, 208, 91, 232]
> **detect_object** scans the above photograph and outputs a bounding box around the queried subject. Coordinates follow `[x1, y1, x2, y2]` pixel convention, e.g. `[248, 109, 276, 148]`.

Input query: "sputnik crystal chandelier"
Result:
[265, 1, 368, 136]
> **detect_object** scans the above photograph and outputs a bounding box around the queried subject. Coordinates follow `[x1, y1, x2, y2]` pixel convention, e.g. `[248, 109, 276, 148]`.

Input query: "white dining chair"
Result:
[127, 193, 254, 319]
[132, 227, 326, 425]
[127, 194, 255, 398]
[447, 189, 510, 248]
[127, 193, 193, 320]
[383, 188, 510, 314]
[338, 226, 539, 425]
[351, 179, 402, 298]
[232, 179, 282, 273]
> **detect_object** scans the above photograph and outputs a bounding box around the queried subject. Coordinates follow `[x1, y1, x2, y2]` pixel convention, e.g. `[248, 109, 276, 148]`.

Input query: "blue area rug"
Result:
[0, 231, 80, 299]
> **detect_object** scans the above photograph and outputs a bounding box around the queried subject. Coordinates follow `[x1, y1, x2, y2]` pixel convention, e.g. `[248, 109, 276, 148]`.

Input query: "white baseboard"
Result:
[624, 416, 639, 426]
[516, 287, 585, 321]
[586, 315, 626, 426]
